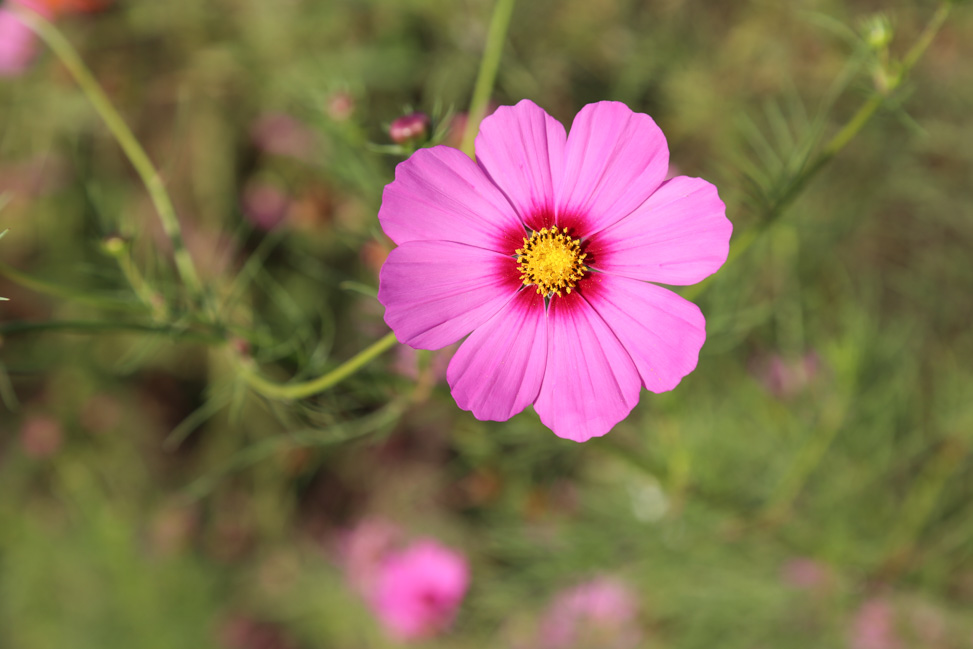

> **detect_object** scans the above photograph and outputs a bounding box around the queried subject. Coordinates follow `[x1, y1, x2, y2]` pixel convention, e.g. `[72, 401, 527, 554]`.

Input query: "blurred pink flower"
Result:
[444, 103, 498, 148]
[19, 413, 63, 458]
[370, 539, 470, 642]
[0, 5, 39, 77]
[340, 518, 403, 597]
[326, 91, 355, 121]
[781, 557, 829, 590]
[753, 351, 820, 399]
[538, 576, 642, 649]
[378, 100, 731, 441]
[241, 179, 290, 231]
[851, 599, 899, 649]
[249, 112, 315, 160]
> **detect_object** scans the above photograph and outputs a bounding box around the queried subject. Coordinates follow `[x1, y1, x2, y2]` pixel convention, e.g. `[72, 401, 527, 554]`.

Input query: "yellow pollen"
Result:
[515, 227, 588, 297]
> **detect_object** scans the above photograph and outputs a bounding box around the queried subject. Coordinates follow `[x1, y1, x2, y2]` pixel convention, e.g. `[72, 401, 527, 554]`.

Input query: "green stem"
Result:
[116, 252, 168, 319]
[459, 0, 517, 157]
[0, 319, 222, 343]
[899, 1, 952, 74]
[238, 331, 398, 401]
[0, 259, 146, 311]
[17, 8, 205, 303]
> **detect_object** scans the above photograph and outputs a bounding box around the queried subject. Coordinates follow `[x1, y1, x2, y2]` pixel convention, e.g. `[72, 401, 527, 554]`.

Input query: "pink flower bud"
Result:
[326, 91, 355, 121]
[389, 112, 430, 144]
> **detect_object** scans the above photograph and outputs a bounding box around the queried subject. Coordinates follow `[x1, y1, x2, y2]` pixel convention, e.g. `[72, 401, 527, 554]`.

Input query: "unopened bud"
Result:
[389, 112, 430, 144]
[230, 336, 251, 358]
[101, 234, 128, 257]
[327, 92, 355, 121]
[862, 14, 893, 52]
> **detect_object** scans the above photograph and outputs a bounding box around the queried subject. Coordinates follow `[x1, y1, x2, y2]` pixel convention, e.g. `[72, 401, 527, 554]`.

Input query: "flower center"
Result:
[516, 227, 588, 297]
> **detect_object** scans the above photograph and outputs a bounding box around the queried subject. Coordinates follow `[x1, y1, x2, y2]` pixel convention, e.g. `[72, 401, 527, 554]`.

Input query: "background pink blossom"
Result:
[370, 539, 470, 642]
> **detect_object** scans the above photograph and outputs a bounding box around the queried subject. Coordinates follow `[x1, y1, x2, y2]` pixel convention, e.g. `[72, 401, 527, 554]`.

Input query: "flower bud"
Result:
[101, 234, 128, 257]
[389, 112, 430, 144]
[861, 14, 893, 52]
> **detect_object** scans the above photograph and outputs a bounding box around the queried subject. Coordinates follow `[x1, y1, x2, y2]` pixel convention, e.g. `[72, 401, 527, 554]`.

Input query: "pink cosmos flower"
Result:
[370, 539, 470, 642]
[377, 100, 731, 441]
[0, 5, 39, 77]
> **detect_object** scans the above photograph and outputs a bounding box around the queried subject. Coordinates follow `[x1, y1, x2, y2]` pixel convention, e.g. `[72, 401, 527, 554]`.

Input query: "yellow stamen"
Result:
[515, 227, 588, 297]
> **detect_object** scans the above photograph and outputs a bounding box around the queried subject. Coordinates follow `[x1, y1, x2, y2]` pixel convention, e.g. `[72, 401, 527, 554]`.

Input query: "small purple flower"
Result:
[377, 100, 731, 441]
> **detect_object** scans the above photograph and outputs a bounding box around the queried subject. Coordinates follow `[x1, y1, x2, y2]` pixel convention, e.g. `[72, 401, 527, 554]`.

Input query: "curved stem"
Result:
[460, 0, 517, 157]
[238, 331, 398, 401]
[17, 8, 205, 303]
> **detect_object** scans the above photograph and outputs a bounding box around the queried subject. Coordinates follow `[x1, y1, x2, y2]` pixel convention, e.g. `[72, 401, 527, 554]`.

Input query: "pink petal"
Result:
[0, 8, 38, 77]
[589, 176, 731, 285]
[583, 273, 706, 393]
[378, 240, 521, 350]
[556, 102, 669, 238]
[475, 99, 566, 230]
[533, 290, 641, 442]
[447, 289, 547, 421]
[379, 145, 525, 253]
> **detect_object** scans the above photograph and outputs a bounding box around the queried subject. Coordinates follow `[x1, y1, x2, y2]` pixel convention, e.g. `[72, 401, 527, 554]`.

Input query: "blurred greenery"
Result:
[2, 0, 973, 647]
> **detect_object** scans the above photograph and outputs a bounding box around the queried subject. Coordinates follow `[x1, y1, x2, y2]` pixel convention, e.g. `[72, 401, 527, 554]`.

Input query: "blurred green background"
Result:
[2, 0, 973, 647]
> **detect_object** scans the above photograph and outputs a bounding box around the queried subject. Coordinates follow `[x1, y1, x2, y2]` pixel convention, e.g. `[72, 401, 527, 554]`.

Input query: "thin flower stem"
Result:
[0, 319, 223, 343]
[0, 259, 146, 311]
[116, 252, 168, 319]
[460, 0, 517, 157]
[683, 1, 952, 303]
[17, 8, 205, 304]
[237, 331, 399, 401]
